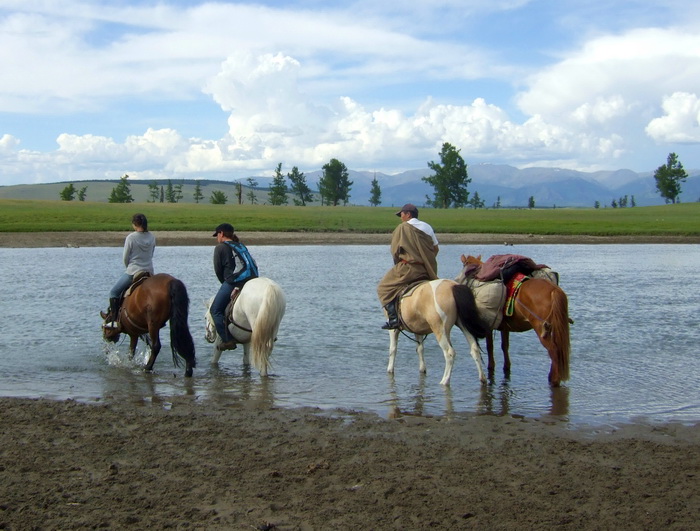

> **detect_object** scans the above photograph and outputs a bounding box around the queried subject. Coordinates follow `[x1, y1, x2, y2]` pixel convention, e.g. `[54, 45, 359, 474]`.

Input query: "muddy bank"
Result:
[1, 397, 698, 530]
[1, 231, 698, 247]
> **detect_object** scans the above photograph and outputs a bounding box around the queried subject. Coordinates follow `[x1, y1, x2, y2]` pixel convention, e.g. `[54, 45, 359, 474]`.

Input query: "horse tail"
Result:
[548, 286, 570, 382]
[452, 284, 489, 339]
[168, 278, 196, 370]
[250, 281, 286, 375]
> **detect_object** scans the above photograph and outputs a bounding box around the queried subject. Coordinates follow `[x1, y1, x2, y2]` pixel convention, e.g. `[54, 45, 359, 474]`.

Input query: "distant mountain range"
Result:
[1, 163, 698, 207]
[269, 164, 700, 208]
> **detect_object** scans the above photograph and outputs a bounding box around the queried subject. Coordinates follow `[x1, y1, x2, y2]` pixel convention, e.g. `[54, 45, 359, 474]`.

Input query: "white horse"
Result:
[386, 279, 489, 386]
[205, 277, 286, 376]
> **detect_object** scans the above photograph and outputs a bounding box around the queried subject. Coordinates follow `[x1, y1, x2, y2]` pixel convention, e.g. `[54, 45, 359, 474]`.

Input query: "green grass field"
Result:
[1, 198, 698, 236]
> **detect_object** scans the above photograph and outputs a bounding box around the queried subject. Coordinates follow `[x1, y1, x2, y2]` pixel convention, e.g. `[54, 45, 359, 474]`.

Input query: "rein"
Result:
[229, 317, 252, 334]
[514, 297, 547, 323]
[121, 308, 149, 334]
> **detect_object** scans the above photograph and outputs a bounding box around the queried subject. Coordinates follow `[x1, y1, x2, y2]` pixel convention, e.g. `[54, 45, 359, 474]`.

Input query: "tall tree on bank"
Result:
[210, 190, 227, 204]
[369, 174, 381, 206]
[422, 142, 470, 208]
[319, 158, 352, 206]
[108, 174, 134, 203]
[268, 163, 289, 206]
[654, 152, 687, 204]
[246, 178, 258, 204]
[77, 185, 87, 201]
[193, 181, 204, 203]
[147, 181, 159, 203]
[287, 166, 313, 206]
[59, 183, 76, 201]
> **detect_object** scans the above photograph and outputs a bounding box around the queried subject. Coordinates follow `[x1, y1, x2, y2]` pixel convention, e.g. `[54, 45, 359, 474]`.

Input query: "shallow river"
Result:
[1, 243, 698, 428]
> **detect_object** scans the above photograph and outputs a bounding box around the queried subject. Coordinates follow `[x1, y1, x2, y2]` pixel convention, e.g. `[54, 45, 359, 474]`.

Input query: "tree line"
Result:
[59, 147, 691, 208]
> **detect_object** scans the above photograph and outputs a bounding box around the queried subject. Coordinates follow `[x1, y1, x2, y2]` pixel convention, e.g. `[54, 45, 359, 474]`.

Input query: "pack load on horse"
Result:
[456, 254, 571, 386]
[205, 276, 286, 377]
[384, 278, 490, 386]
[101, 272, 196, 377]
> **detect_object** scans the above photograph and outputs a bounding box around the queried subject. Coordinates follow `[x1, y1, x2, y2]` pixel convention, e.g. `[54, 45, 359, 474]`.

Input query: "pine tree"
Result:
[268, 163, 289, 206]
[318, 159, 352, 206]
[369, 175, 381, 206]
[108, 175, 134, 203]
[287, 166, 313, 206]
[193, 182, 204, 203]
[423, 143, 470, 208]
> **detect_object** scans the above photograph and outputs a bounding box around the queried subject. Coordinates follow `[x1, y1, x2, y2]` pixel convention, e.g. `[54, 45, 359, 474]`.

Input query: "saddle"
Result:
[395, 280, 430, 332]
[124, 271, 151, 298]
[223, 287, 242, 328]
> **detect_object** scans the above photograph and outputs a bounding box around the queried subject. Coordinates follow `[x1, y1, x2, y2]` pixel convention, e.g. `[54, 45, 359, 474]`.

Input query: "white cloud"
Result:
[2, 1, 700, 186]
[646, 92, 700, 143]
[0, 134, 20, 153]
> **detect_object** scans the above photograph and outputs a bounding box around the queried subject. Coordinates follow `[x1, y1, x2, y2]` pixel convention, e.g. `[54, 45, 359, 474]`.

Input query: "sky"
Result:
[1, 0, 699, 186]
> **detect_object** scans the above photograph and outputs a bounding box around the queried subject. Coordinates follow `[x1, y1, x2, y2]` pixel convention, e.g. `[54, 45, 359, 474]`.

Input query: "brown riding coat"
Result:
[376, 222, 438, 306]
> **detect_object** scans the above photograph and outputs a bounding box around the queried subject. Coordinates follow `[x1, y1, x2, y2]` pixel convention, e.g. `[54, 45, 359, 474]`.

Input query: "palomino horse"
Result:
[458, 255, 570, 386]
[386, 279, 489, 386]
[205, 277, 286, 377]
[102, 273, 196, 377]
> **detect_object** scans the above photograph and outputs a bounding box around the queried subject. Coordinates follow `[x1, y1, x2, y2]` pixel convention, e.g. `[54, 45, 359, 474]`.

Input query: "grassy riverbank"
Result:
[1, 198, 699, 236]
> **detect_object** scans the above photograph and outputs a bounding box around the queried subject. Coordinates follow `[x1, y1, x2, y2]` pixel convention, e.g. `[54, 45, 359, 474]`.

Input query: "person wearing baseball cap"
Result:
[210, 223, 259, 349]
[376, 204, 439, 329]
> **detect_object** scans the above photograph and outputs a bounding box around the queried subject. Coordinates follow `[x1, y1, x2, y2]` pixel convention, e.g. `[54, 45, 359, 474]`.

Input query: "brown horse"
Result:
[386, 279, 489, 386]
[458, 255, 570, 387]
[102, 273, 196, 377]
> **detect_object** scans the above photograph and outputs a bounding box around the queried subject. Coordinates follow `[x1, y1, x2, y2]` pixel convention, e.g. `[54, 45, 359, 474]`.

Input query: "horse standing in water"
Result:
[459, 255, 570, 386]
[205, 277, 286, 377]
[386, 279, 489, 386]
[102, 273, 196, 377]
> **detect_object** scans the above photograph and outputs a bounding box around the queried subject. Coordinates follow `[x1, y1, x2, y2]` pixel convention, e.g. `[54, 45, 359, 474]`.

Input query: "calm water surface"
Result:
[1, 243, 698, 428]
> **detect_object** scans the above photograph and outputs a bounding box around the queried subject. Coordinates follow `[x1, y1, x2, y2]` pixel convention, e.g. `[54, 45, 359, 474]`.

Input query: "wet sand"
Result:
[1, 231, 699, 529]
[2, 397, 698, 530]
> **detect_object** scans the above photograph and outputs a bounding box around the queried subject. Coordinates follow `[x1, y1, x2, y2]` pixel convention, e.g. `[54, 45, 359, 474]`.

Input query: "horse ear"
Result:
[460, 254, 467, 265]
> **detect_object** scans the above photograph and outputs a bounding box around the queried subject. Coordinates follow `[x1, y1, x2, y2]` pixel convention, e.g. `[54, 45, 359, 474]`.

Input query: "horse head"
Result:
[102, 324, 121, 343]
[203, 297, 217, 343]
[460, 254, 482, 266]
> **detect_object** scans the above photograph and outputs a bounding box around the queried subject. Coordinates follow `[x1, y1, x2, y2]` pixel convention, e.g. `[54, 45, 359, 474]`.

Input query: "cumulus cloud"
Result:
[646, 92, 700, 143]
[1, 1, 700, 186]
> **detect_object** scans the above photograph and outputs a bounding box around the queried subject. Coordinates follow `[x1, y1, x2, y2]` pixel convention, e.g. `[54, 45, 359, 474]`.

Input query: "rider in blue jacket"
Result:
[211, 223, 259, 349]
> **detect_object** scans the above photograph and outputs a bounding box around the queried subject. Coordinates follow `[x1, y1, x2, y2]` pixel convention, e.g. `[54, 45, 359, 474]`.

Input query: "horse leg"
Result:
[501, 330, 511, 375]
[128, 335, 138, 360]
[242, 343, 251, 368]
[416, 334, 427, 374]
[456, 325, 486, 385]
[485, 331, 496, 374]
[386, 329, 400, 374]
[144, 329, 161, 373]
[435, 330, 457, 386]
[212, 337, 224, 365]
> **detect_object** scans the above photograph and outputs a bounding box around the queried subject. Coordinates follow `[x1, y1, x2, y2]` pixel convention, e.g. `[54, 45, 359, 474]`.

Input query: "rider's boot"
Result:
[104, 297, 121, 329]
[381, 300, 400, 330]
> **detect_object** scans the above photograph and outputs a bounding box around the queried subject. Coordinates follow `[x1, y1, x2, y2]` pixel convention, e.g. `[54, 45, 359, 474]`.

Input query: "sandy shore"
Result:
[2, 231, 699, 529]
[1, 397, 698, 530]
[1, 230, 699, 247]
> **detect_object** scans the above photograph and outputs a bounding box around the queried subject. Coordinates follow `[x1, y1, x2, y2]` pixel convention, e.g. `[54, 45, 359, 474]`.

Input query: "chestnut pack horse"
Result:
[386, 279, 489, 386]
[459, 255, 570, 386]
[102, 273, 196, 377]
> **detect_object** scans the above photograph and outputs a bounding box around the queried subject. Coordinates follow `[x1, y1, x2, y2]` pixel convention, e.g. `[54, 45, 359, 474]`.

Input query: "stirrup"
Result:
[381, 320, 400, 330]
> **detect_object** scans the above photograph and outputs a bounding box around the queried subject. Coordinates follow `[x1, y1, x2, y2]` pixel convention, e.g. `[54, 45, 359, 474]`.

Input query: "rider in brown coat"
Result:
[376, 204, 439, 329]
